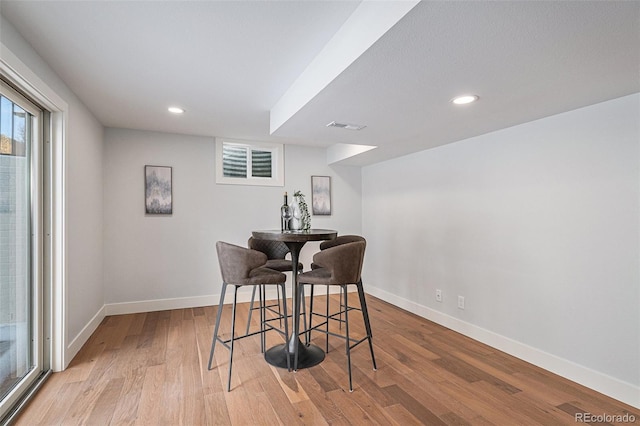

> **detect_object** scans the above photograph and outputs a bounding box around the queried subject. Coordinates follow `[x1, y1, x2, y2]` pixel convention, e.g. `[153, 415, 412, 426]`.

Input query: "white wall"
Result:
[1, 16, 105, 365]
[65, 106, 104, 344]
[362, 94, 639, 406]
[103, 128, 361, 310]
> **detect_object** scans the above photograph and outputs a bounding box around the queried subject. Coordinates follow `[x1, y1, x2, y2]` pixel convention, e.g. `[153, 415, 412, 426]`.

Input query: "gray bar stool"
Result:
[245, 237, 306, 335]
[208, 241, 290, 391]
[298, 239, 377, 391]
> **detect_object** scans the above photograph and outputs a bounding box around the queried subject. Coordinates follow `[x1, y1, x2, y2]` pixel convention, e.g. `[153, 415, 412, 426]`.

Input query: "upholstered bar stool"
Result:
[298, 240, 377, 391]
[306, 235, 366, 347]
[208, 241, 290, 391]
[245, 237, 305, 334]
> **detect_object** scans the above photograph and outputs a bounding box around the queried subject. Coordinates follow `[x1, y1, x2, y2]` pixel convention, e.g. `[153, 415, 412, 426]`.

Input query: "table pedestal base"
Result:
[252, 230, 337, 371]
[264, 342, 325, 369]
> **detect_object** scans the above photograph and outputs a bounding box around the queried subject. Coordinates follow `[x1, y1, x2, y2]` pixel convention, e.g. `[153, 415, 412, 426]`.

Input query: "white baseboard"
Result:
[65, 305, 105, 370]
[103, 286, 344, 317]
[105, 294, 219, 316]
[366, 285, 639, 409]
[104, 289, 281, 316]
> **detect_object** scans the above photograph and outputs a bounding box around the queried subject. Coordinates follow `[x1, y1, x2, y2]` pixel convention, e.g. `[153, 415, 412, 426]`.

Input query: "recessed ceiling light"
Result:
[168, 106, 185, 114]
[451, 95, 479, 105]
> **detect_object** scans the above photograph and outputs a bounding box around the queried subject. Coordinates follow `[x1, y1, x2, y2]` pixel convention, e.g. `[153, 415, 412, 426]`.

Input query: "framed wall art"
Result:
[145, 165, 172, 214]
[311, 175, 331, 215]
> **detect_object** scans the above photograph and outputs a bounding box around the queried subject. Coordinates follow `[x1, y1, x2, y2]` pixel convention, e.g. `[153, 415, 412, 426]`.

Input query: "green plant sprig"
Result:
[293, 190, 311, 230]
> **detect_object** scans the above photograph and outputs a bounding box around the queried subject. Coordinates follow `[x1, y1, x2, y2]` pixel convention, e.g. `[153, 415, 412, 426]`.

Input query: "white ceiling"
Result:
[2, 1, 638, 166]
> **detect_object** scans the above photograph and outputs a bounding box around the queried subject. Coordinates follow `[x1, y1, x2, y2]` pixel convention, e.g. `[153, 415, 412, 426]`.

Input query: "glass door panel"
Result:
[0, 80, 43, 420]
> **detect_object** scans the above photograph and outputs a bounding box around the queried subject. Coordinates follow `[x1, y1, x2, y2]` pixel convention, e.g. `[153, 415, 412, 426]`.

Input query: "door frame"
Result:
[0, 76, 46, 419]
[1, 43, 68, 373]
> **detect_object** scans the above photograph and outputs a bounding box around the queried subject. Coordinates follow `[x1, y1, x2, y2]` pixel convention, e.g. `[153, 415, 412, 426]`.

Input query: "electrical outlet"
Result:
[436, 289, 442, 302]
[458, 296, 465, 310]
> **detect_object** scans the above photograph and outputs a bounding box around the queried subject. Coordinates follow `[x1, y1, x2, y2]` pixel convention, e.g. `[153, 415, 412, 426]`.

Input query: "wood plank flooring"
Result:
[14, 294, 639, 425]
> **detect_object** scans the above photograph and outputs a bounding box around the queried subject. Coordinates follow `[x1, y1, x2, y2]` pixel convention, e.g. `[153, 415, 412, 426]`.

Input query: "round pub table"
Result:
[252, 229, 337, 369]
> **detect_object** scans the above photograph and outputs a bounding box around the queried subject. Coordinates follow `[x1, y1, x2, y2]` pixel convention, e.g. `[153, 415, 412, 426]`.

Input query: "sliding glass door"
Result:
[0, 79, 46, 420]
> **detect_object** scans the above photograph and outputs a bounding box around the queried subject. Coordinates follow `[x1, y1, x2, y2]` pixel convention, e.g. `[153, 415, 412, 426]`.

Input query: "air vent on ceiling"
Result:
[326, 121, 366, 131]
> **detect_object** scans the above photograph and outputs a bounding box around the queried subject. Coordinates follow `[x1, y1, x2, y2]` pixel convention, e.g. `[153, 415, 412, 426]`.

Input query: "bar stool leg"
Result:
[227, 286, 239, 392]
[338, 288, 343, 330]
[300, 285, 308, 342]
[276, 286, 283, 328]
[208, 282, 227, 370]
[280, 282, 291, 372]
[245, 286, 257, 336]
[343, 285, 353, 392]
[325, 285, 330, 352]
[260, 285, 266, 353]
[357, 280, 377, 370]
[306, 285, 315, 345]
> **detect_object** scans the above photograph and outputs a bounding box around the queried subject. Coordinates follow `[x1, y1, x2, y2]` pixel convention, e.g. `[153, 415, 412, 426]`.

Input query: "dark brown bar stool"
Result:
[298, 239, 377, 391]
[306, 235, 368, 347]
[245, 237, 305, 334]
[208, 241, 290, 391]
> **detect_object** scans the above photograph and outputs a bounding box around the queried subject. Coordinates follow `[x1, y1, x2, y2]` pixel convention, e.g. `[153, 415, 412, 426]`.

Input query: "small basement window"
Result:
[216, 139, 284, 186]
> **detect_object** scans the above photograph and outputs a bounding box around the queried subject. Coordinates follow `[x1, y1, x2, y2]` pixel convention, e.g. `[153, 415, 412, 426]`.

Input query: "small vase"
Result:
[290, 200, 302, 230]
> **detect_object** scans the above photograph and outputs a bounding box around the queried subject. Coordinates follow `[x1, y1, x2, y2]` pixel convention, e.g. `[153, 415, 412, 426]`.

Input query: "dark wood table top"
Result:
[252, 229, 337, 243]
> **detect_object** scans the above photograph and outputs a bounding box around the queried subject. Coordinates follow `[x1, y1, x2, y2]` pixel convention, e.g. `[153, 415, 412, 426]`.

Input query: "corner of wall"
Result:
[63, 305, 106, 370]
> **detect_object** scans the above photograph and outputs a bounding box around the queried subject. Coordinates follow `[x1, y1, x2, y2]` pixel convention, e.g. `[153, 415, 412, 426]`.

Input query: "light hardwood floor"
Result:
[14, 294, 639, 425]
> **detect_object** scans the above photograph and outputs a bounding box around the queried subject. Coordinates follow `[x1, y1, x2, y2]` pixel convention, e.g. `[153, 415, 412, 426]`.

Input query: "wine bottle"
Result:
[280, 192, 292, 231]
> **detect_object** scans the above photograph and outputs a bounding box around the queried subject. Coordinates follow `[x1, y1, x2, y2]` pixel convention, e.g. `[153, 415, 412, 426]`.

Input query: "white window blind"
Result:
[216, 139, 283, 186]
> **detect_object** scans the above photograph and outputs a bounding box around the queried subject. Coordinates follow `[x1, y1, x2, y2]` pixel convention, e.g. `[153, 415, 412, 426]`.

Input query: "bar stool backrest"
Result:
[216, 241, 267, 284]
[312, 241, 366, 285]
[248, 237, 291, 260]
[319, 235, 366, 251]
